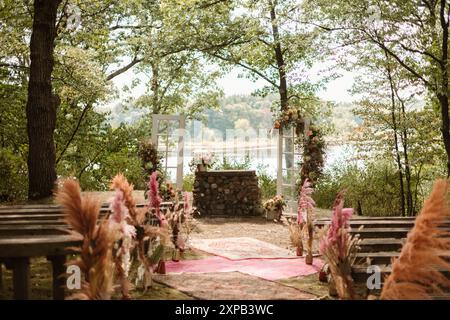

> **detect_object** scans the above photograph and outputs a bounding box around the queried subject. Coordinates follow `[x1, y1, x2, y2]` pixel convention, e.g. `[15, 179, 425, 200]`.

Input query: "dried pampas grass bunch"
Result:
[298, 179, 316, 264]
[319, 190, 360, 300]
[287, 220, 303, 249]
[56, 179, 116, 300]
[110, 173, 168, 293]
[381, 179, 450, 300]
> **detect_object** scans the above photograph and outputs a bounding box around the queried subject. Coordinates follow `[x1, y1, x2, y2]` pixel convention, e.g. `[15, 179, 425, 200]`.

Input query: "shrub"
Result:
[182, 173, 195, 192]
[0, 148, 27, 202]
[257, 165, 277, 200]
[213, 156, 251, 170]
[313, 161, 404, 216]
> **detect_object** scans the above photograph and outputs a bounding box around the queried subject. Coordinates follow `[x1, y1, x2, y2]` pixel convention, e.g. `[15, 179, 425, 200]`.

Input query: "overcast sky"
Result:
[108, 62, 357, 112]
[216, 67, 356, 102]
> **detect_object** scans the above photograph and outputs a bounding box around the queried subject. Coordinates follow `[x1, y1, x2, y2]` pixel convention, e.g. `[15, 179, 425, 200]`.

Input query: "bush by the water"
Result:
[257, 165, 277, 200]
[313, 161, 433, 216]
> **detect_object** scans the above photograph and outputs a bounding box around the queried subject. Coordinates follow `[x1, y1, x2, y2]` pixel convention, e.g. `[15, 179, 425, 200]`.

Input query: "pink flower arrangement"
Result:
[297, 178, 315, 224]
[319, 193, 353, 259]
[183, 192, 191, 214]
[109, 189, 136, 238]
[147, 171, 167, 227]
[318, 190, 359, 299]
[148, 172, 162, 212]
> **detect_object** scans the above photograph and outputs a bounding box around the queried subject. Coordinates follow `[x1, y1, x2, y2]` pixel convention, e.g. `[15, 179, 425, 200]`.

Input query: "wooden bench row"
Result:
[0, 202, 177, 300]
[315, 216, 450, 298]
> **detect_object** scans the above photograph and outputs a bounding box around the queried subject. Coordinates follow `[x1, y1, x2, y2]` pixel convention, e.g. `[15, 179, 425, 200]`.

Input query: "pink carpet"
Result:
[165, 256, 324, 281]
[189, 237, 295, 259]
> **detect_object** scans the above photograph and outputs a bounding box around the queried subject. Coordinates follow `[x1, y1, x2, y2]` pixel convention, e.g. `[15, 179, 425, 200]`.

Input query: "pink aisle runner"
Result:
[165, 256, 323, 281]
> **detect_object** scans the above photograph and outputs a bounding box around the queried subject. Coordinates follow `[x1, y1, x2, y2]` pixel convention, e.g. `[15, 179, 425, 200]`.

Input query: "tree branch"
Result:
[56, 102, 92, 164]
[209, 52, 279, 88]
[106, 57, 143, 81]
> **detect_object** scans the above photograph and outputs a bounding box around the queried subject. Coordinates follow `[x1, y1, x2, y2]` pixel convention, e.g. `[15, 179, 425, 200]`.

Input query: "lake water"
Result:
[163, 144, 353, 180]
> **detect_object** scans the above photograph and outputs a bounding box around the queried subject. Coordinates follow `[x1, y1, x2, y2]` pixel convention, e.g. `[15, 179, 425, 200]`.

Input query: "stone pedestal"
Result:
[193, 170, 262, 217]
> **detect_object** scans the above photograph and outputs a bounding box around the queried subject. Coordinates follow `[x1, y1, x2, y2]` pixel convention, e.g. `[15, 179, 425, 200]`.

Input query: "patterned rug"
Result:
[165, 256, 323, 281]
[153, 272, 317, 300]
[189, 237, 294, 259]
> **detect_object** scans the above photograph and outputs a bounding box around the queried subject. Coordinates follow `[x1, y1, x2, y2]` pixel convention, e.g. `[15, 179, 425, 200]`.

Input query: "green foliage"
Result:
[182, 173, 195, 192]
[313, 160, 441, 217]
[257, 165, 277, 200]
[213, 156, 252, 170]
[204, 94, 275, 131]
[313, 161, 401, 216]
[0, 148, 27, 202]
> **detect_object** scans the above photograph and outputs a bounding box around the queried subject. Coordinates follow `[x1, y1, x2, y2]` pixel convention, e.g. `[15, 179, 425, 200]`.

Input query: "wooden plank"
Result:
[350, 227, 410, 239]
[0, 220, 66, 226]
[12, 257, 30, 300]
[47, 255, 66, 300]
[356, 252, 400, 265]
[0, 225, 69, 236]
[0, 214, 66, 220]
[0, 262, 3, 290]
[315, 216, 417, 221]
[0, 234, 82, 258]
[356, 252, 450, 265]
[0, 202, 173, 212]
[359, 238, 405, 252]
[315, 219, 450, 226]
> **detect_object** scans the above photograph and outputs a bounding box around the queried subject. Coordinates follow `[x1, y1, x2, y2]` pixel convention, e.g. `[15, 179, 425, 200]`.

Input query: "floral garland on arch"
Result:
[273, 106, 305, 135]
[272, 105, 325, 186]
[299, 126, 325, 186]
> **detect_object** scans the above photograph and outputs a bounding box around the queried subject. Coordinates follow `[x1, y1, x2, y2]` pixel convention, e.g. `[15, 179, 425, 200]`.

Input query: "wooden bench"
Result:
[314, 216, 450, 298]
[0, 201, 178, 300]
[0, 233, 82, 299]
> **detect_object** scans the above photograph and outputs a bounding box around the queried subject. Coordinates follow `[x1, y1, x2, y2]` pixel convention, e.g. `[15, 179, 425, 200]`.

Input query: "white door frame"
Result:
[277, 126, 301, 213]
[151, 114, 186, 189]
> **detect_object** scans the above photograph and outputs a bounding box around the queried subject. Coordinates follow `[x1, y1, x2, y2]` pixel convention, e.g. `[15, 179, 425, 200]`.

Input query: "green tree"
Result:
[304, 0, 450, 175]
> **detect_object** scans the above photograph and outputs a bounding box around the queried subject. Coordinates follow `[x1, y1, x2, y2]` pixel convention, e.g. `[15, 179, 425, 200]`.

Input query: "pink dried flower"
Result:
[122, 223, 136, 238]
[109, 189, 129, 224]
[148, 172, 162, 212]
[319, 190, 353, 259]
[109, 189, 136, 238]
[183, 192, 191, 214]
[297, 179, 315, 224]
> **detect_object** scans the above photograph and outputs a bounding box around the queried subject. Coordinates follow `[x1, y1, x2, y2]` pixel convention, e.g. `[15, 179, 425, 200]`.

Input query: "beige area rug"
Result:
[189, 237, 294, 259]
[153, 272, 317, 300]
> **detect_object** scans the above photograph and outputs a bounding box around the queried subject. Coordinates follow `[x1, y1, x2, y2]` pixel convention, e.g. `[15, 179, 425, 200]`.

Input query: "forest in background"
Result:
[1, 0, 449, 217]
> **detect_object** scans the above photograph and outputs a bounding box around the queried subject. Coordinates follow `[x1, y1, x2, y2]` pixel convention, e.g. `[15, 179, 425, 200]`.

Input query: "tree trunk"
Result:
[397, 98, 414, 216]
[26, 0, 61, 200]
[268, 0, 293, 171]
[439, 0, 450, 177]
[385, 52, 405, 216]
[268, 0, 288, 113]
[438, 94, 450, 176]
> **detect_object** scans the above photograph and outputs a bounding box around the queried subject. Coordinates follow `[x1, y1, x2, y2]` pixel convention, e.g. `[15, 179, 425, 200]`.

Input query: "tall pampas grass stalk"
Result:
[381, 179, 450, 300]
[108, 186, 137, 300]
[319, 190, 360, 300]
[298, 179, 316, 264]
[110, 173, 166, 292]
[110, 173, 137, 221]
[148, 172, 169, 270]
[56, 179, 115, 300]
